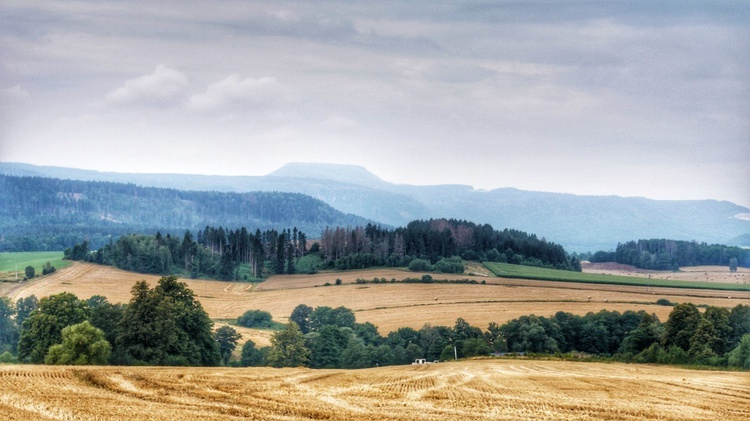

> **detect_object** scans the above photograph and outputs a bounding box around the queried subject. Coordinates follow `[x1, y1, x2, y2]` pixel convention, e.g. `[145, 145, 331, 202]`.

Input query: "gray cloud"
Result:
[106, 65, 190, 106]
[1, 1, 748, 207]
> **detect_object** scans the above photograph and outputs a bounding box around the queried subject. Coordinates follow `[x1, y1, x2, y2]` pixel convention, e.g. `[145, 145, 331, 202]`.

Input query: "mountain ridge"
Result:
[2, 162, 748, 252]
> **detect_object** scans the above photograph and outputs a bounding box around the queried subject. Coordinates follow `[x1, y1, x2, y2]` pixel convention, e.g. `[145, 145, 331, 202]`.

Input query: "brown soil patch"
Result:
[0, 360, 747, 420]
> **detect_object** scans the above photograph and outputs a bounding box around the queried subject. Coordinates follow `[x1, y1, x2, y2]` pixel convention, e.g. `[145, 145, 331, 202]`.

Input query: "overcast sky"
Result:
[1, 1, 749, 207]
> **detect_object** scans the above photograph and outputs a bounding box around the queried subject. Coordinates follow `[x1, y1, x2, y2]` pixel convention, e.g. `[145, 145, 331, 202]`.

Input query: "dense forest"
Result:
[66, 226, 307, 280]
[0, 175, 370, 252]
[590, 239, 749, 270]
[318, 219, 579, 271]
[2, 283, 749, 369]
[63, 218, 579, 278]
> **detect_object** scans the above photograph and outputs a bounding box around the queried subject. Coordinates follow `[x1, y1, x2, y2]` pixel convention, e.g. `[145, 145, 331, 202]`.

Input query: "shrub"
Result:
[408, 259, 432, 272]
[0, 351, 16, 364]
[237, 310, 274, 328]
[656, 298, 674, 306]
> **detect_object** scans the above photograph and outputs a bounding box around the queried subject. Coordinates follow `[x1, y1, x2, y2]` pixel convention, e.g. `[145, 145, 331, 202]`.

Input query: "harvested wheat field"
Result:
[583, 262, 750, 284]
[3, 263, 749, 339]
[0, 360, 748, 420]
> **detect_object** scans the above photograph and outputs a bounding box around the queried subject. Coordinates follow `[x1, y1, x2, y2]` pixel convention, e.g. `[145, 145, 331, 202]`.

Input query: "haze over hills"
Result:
[2, 162, 748, 252]
[0, 173, 373, 251]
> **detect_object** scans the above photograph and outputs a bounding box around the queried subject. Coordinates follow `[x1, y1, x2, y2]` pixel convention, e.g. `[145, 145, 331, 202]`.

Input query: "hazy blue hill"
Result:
[0, 174, 373, 251]
[267, 162, 387, 188]
[2, 162, 748, 252]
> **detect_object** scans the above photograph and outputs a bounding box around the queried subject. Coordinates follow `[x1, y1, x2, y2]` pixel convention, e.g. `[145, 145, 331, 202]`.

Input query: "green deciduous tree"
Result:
[214, 325, 242, 365]
[87, 295, 125, 355]
[240, 339, 265, 367]
[729, 257, 738, 272]
[24, 265, 35, 279]
[662, 303, 701, 352]
[15, 295, 37, 328]
[0, 297, 18, 354]
[116, 276, 220, 366]
[267, 322, 310, 367]
[340, 337, 369, 369]
[44, 321, 111, 365]
[237, 310, 274, 328]
[728, 304, 750, 349]
[290, 304, 313, 334]
[18, 292, 89, 363]
[619, 313, 662, 355]
[306, 325, 348, 368]
[727, 334, 750, 369]
[462, 337, 491, 357]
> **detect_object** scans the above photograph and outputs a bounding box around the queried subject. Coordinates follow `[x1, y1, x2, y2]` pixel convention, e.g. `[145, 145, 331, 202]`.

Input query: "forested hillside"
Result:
[63, 218, 577, 280]
[3, 162, 748, 252]
[0, 175, 371, 252]
[318, 219, 577, 271]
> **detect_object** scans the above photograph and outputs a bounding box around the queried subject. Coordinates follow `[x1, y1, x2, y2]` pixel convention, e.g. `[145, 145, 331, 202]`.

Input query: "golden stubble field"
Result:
[2, 262, 749, 346]
[0, 359, 748, 420]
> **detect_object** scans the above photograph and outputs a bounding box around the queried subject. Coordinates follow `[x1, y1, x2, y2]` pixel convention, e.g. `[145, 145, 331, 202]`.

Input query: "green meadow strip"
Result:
[483, 262, 749, 291]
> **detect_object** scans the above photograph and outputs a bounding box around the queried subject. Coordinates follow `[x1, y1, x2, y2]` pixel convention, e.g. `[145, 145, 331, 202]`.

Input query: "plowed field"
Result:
[0, 360, 747, 420]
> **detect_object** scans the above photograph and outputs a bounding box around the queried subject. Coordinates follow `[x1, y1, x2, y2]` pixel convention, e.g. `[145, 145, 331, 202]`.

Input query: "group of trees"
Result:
[318, 219, 578, 271]
[65, 226, 308, 280]
[590, 239, 749, 270]
[2, 286, 749, 370]
[63, 218, 580, 281]
[240, 305, 498, 369]
[499, 304, 750, 368]
[238, 302, 750, 370]
[1, 277, 222, 366]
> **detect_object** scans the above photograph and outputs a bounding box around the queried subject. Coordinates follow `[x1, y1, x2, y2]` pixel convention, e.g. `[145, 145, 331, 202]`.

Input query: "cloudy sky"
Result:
[1, 1, 749, 207]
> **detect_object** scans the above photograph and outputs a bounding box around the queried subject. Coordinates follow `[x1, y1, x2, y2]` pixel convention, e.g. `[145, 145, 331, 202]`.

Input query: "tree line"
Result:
[238, 302, 750, 370]
[590, 239, 749, 270]
[1, 277, 219, 365]
[318, 219, 578, 271]
[64, 218, 579, 280]
[2, 284, 748, 369]
[65, 226, 307, 279]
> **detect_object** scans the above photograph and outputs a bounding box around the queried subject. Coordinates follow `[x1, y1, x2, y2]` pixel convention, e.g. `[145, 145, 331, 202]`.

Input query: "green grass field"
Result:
[0, 251, 71, 281]
[483, 262, 750, 291]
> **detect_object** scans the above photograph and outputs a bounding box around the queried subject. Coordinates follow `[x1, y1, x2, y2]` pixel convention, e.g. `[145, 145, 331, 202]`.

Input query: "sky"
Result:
[1, 1, 749, 208]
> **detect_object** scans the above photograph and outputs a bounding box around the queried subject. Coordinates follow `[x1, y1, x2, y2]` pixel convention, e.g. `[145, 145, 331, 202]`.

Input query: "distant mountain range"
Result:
[2, 162, 749, 252]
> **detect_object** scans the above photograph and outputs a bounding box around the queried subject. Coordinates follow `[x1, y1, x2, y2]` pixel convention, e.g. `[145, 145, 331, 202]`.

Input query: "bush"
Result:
[24, 265, 35, 279]
[434, 256, 465, 274]
[42, 262, 56, 275]
[237, 310, 274, 328]
[0, 351, 16, 364]
[44, 321, 111, 365]
[656, 298, 674, 306]
[408, 259, 432, 272]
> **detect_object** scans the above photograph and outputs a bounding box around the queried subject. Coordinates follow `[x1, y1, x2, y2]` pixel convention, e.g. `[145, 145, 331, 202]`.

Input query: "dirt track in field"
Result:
[0, 360, 747, 420]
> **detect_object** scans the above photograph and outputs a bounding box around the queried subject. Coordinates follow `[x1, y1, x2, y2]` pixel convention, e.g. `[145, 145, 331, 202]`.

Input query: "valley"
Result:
[3, 261, 747, 347]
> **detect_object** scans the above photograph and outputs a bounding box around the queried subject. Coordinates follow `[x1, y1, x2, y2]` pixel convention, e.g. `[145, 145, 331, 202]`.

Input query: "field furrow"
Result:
[1, 360, 748, 420]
